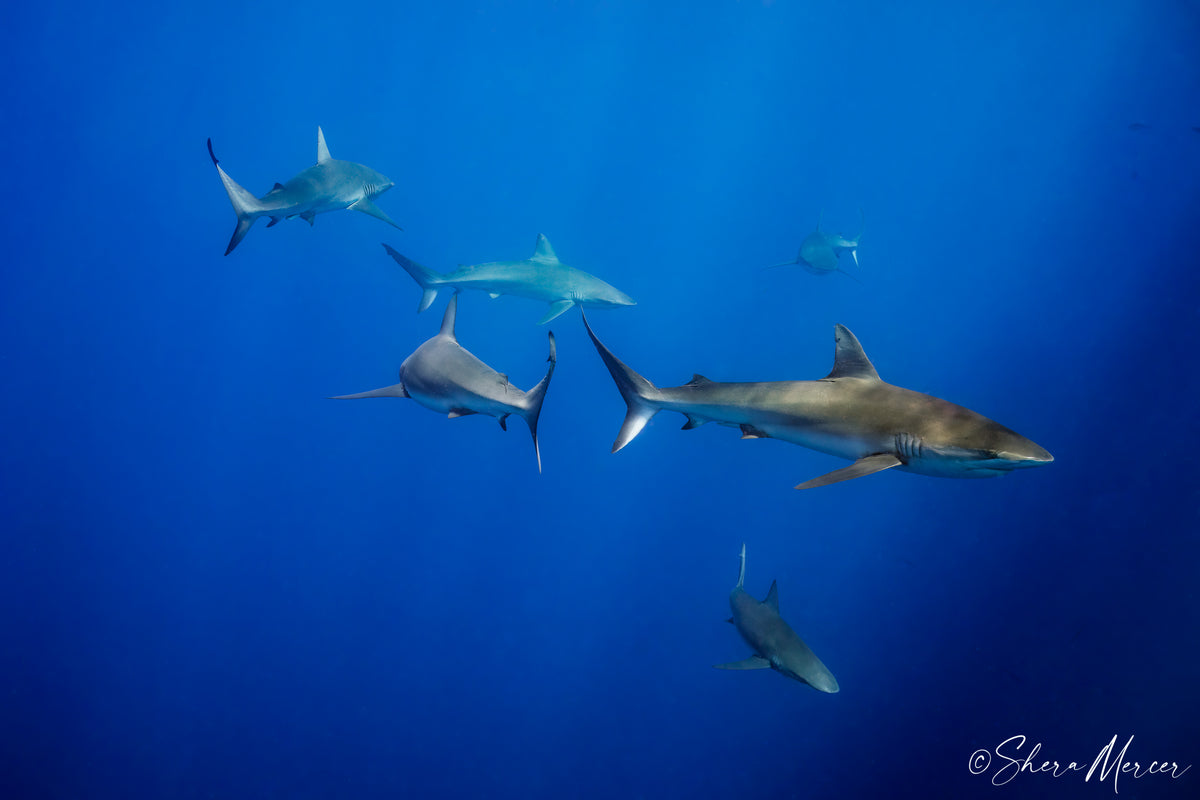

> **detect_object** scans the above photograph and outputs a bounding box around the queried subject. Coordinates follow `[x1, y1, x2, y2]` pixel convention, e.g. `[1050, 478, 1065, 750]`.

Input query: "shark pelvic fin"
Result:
[330, 382, 409, 400]
[823, 324, 879, 381]
[532, 233, 558, 263]
[763, 580, 779, 612]
[681, 415, 706, 430]
[384, 244, 444, 313]
[447, 409, 477, 419]
[794, 453, 901, 490]
[714, 655, 770, 671]
[350, 197, 403, 230]
[539, 300, 574, 325]
[317, 126, 332, 164]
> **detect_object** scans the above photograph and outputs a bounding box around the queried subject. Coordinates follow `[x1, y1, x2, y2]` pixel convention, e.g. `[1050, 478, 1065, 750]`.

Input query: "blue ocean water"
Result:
[2, 1, 1198, 797]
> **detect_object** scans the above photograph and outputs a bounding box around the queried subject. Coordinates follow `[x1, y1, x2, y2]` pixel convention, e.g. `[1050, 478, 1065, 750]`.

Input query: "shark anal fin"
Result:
[266, 217, 281, 228]
[350, 197, 403, 230]
[740, 424, 768, 440]
[539, 300, 574, 325]
[684, 374, 713, 388]
[300, 211, 315, 226]
[498, 414, 508, 431]
[714, 655, 771, 671]
[271, 182, 285, 192]
[794, 453, 902, 490]
[681, 415, 706, 430]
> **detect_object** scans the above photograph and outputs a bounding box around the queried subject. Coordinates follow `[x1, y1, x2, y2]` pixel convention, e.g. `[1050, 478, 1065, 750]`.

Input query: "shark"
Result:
[581, 313, 1053, 489]
[207, 127, 401, 255]
[766, 211, 864, 277]
[716, 544, 839, 693]
[383, 234, 636, 324]
[332, 293, 557, 471]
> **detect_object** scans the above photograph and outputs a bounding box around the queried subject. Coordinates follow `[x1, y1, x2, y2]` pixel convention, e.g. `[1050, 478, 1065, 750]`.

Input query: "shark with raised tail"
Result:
[208, 127, 401, 255]
[581, 313, 1052, 489]
[333, 294, 556, 471]
[383, 235, 635, 324]
[716, 544, 839, 693]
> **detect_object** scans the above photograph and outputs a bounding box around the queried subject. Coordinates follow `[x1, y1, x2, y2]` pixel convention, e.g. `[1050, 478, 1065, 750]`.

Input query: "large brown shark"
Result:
[582, 314, 1052, 489]
[333, 294, 556, 471]
[716, 544, 839, 693]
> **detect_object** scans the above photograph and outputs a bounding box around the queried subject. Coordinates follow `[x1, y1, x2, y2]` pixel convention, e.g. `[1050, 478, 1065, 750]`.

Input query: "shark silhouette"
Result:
[582, 313, 1052, 489]
[716, 544, 839, 693]
[332, 294, 556, 471]
[208, 127, 401, 255]
[384, 235, 635, 324]
[766, 211, 863, 277]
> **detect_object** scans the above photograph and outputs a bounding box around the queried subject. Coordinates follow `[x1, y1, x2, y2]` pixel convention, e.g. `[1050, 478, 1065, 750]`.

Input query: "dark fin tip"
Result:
[206, 138, 218, 166]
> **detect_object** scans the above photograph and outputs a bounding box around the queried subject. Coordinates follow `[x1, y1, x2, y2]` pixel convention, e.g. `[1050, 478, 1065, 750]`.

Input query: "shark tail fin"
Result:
[520, 331, 558, 473]
[208, 138, 263, 255]
[383, 243, 444, 312]
[581, 311, 662, 453]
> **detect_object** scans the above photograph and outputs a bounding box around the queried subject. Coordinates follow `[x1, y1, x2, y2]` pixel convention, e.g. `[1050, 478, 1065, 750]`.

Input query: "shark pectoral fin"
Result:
[794, 453, 902, 490]
[714, 655, 771, 671]
[330, 382, 409, 399]
[300, 212, 315, 226]
[350, 197, 403, 230]
[538, 300, 574, 325]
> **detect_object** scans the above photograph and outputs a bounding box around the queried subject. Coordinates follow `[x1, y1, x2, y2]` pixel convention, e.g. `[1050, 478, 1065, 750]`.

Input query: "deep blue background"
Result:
[2, 1, 1198, 797]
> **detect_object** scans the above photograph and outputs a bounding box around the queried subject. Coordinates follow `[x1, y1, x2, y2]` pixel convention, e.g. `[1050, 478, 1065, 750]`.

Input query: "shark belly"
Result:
[400, 345, 525, 419]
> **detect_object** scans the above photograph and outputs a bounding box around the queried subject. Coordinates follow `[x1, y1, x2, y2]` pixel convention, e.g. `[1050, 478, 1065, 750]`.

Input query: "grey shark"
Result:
[716, 544, 839, 693]
[582, 314, 1052, 489]
[384, 234, 635, 324]
[766, 212, 863, 276]
[208, 127, 401, 255]
[332, 293, 557, 471]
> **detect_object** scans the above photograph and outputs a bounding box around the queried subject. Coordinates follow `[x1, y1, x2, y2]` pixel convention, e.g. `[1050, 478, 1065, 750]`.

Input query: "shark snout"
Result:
[1000, 442, 1054, 468]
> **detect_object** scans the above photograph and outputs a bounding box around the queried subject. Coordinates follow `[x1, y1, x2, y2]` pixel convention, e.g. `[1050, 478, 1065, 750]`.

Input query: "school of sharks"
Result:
[209, 126, 1054, 693]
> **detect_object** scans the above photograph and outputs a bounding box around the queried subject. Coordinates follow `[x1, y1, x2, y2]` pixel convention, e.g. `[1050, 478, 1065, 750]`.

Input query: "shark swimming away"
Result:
[582, 313, 1053, 489]
[332, 293, 557, 471]
[766, 211, 864, 277]
[208, 127, 401, 255]
[383, 234, 635, 324]
[716, 544, 839, 693]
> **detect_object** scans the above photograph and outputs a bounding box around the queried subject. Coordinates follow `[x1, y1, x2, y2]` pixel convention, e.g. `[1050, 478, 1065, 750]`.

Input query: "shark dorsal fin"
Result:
[763, 580, 779, 612]
[684, 374, 713, 388]
[532, 234, 558, 263]
[317, 126, 332, 164]
[823, 324, 879, 381]
[440, 293, 459, 338]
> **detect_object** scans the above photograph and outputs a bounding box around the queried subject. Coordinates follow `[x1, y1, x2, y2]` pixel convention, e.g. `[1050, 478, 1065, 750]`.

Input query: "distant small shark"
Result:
[332, 293, 557, 471]
[208, 127, 401, 255]
[384, 234, 635, 324]
[715, 544, 839, 693]
[582, 314, 1052, 489]
[766, 211, 864, 277]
